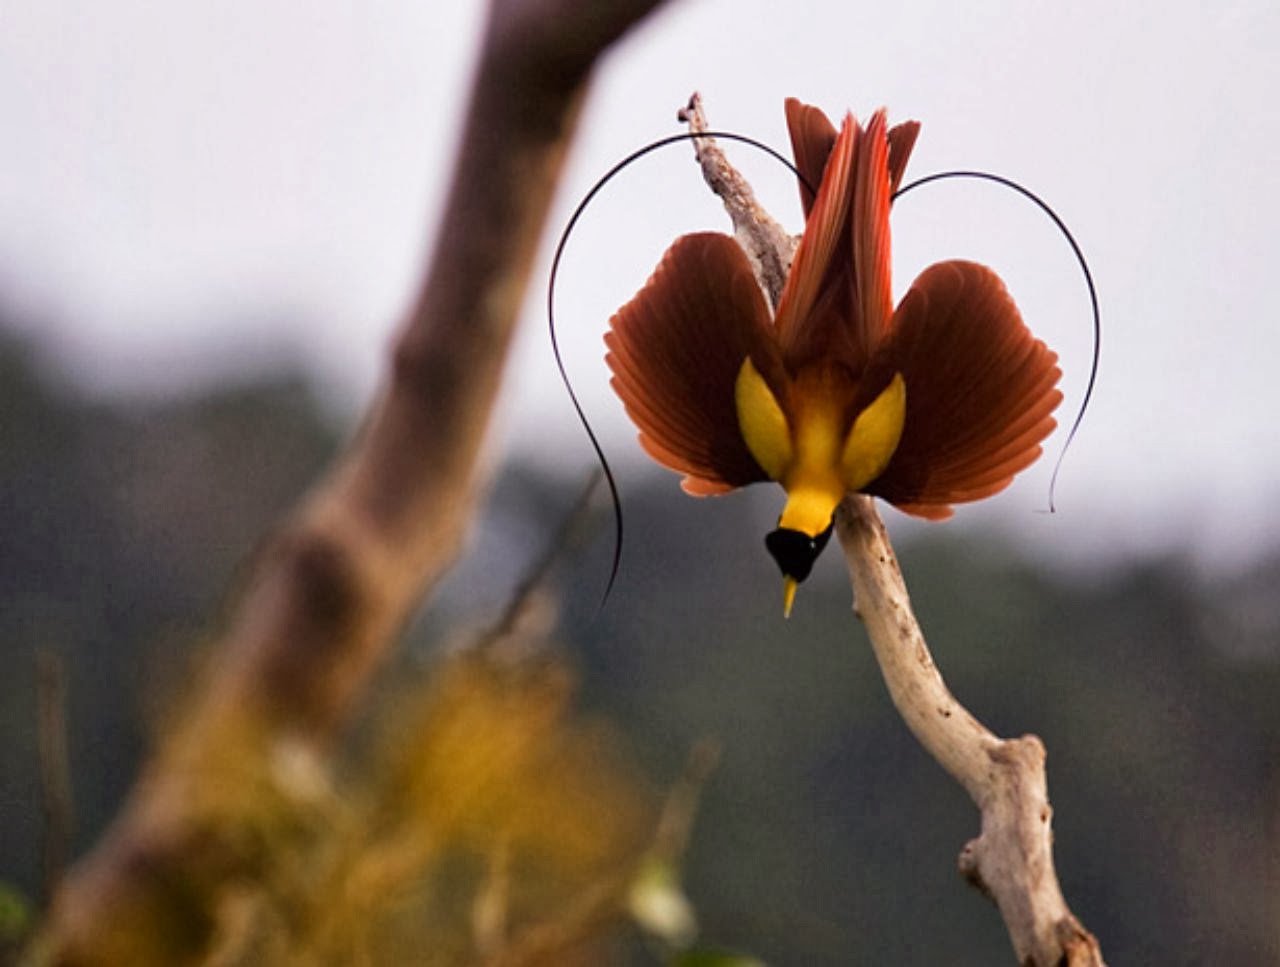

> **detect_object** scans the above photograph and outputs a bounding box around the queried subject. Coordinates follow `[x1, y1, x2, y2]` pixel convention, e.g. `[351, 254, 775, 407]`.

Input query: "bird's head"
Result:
[765, 520, 834, 618]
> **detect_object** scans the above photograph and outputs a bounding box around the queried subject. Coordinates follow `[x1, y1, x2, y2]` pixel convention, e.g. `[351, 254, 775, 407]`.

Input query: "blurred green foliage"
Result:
[0, 881, 32, 947]
[1, 324, 1277, 965]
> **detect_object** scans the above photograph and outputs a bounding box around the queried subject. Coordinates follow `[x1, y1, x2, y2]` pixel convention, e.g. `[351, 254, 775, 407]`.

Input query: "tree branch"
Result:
[31, 3, 671, 963]
[682, 93, 1105, 967]
[836, 496, 1104, 966]
[677, 92, 795, 309]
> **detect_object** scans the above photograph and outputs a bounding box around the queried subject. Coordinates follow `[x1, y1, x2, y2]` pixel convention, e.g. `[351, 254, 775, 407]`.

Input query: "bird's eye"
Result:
[764, 522, 834, 582]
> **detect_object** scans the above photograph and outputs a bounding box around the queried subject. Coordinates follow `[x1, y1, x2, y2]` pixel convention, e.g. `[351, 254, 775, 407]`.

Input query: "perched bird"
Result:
[605, 99, 1063, 616]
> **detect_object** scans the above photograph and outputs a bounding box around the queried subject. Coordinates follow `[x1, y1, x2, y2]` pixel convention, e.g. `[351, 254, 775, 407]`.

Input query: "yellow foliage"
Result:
[202, 648, 658, 966]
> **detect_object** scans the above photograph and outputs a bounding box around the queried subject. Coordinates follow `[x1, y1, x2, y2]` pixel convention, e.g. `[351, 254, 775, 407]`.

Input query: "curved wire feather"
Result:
[893, 171, 1101, 512]
[547, 131, 810, 606]
[550, 138, 1101, 606]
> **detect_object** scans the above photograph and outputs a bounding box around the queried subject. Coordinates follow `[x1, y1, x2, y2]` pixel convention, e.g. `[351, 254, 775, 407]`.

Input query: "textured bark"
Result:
[678, 91, 796, 309]
[837, 495, 1104, 966]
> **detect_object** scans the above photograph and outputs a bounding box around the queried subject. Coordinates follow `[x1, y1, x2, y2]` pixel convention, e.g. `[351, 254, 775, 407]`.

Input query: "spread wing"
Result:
[866, 260, 1062, 518]
[606, 232, 784, 495]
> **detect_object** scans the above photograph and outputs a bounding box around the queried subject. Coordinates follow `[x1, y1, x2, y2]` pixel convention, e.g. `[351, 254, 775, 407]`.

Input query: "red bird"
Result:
[605, 99, 1062, 615]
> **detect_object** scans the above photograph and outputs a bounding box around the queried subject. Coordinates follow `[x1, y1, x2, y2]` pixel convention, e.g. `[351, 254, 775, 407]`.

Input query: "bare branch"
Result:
[33, 2, 672, 962]
[36, 650, 74, 904]
[481, 740, 717, 967]
[837, 496, 1104, 966]
[650, 737, 720, 864]
[678, 91, 796, 308]
[482, 470, 602, 652]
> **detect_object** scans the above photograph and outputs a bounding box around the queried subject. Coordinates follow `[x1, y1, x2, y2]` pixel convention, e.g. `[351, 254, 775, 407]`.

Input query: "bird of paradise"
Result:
[604, 99, 1063, 616]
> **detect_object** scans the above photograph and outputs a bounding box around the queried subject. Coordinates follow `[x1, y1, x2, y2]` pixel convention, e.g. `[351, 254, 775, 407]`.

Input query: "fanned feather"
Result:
[852, 109, 895, 354]
[774, 114, 856, 354]
[784, 98, 838, 217]
[605, 233, 780, 494]
[777, 103, 922, 375]
[867, 260, 1062, 515]
[886, 121, 921, 195]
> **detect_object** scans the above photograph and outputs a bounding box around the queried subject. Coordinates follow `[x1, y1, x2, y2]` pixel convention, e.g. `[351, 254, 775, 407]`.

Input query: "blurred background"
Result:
[2, 1, 1277, 963]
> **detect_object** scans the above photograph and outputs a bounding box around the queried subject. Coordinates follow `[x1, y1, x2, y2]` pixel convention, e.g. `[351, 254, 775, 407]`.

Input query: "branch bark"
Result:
[31, 3, 670, 963]
[837, 496, 1104, 966]
[684, 95, 1105, 967]
[678, 91, 795, 309]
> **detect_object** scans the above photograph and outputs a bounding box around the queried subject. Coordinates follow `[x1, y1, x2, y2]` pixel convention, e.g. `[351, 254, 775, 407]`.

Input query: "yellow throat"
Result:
[736, 357, 906, 614]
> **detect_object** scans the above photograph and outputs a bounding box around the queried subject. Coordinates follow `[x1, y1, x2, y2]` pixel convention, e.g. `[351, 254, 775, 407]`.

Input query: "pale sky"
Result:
[2, 1, 1278, 568]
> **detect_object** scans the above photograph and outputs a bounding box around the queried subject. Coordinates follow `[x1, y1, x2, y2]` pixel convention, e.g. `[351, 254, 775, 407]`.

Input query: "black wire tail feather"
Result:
[893, 171, 1101, 512]
[547, 131, 809, 609]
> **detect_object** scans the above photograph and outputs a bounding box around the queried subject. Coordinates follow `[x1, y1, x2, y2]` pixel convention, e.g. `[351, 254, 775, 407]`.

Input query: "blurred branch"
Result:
[468, 484, 713, 965]
[471, 837, 512, 959]
[32, 2, 672, 963]
[483, 470, 602, 651]
[650, 737, 720, 864]
[684, 94, 1105, 967]
[35, 650, 73, 904]
[482, 740, 716, 967]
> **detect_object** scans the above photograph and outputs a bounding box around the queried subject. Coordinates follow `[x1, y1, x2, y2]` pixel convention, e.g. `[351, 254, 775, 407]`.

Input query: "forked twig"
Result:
[678, 92, 796, 308]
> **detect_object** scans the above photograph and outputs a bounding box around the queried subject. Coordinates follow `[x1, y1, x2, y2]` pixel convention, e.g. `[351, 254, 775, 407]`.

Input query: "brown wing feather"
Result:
[605, 233, 780, 494]
[886, 120, 921, 195]
[866, 260, 1062, 516]
[784, 98, 838, 217]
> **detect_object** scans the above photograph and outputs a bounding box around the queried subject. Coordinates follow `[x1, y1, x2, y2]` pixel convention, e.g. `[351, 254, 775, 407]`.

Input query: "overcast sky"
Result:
[2, 1, 1278, 569]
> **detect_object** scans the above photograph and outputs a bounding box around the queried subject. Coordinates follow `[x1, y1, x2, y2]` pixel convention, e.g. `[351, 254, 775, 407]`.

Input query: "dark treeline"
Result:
[1, 326, 1276, 964]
